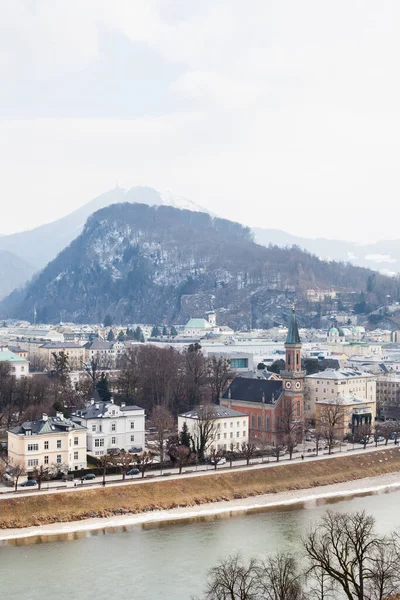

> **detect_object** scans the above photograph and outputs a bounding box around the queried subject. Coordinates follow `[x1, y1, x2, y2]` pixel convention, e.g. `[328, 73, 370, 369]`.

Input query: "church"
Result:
[220, 307, 305, 445]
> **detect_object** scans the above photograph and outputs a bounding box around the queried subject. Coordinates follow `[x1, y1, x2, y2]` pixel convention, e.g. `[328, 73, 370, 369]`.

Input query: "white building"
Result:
[8, 413, 87, 471]
[0, 346, 29, 378]
[178, 405, 249, 455]
[71, 398, 145, 456]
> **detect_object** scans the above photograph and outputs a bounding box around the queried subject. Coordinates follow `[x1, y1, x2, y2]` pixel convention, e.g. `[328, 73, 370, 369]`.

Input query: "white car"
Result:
[217, 457, 227, 465]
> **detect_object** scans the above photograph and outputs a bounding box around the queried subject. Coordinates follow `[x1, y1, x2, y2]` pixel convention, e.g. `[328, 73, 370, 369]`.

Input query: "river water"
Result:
[1, 489, 399, 600]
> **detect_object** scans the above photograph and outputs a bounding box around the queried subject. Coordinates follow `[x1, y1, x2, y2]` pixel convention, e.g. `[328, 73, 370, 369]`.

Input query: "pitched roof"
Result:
[0, 349, 28, 363]
[185, 318, 211, 329]
[39, 342, 84, 349]
[180, 406, 247, 419]
[87, 338, 113, 350]
[286, 307, 301, 345]
[9, 415, 86, 435]
[222, 377, 283, 404]
[306, 368, 374, 380]
[73, 401, 143, 419]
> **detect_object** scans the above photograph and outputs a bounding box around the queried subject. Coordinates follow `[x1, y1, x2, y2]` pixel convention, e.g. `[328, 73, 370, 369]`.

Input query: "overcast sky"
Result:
[1, 1, 400, 241]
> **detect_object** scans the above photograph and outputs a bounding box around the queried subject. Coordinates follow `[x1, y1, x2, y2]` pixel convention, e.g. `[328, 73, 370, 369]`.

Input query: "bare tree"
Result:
[150, 405, 174, 474]
[204, 553, 260, 600]
[320, 400, 343, 455]
[280, 398, 303, 460]
[116, 450, 134, 480]
[208, 356, 231, 403]
[356, 423, 373, 450]
[304, 510, 400, 600]
[191, 406, 218, 462]
[259, 553, 304, 600]
[241, 442, 256, 466]
[98, 454, 116, 486]
[209, 447, 224, 470]
[11, 462, 26, 491]
[135, 450, 155, 478]
[169, 444, 191, 474]
[269, 441, 286, 462]
[226, 443, 236, 468]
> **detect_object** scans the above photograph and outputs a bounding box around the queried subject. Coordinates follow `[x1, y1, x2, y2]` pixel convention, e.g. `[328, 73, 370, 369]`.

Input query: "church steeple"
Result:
[286, 305, 301, 345]
[285, 305, 302, 373]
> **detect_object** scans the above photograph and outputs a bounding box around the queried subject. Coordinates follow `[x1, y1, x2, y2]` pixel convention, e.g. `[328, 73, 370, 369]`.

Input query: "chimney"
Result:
[90, 398, 95, 405]
[110, 397, 114, 404]
[42, 413, 48, 421]
[121, 402, 126, 408]
[56, 411, 64, 420]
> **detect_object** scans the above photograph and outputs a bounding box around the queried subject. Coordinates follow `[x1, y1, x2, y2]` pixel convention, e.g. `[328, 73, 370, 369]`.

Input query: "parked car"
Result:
[81, 473, 96, 481]
[126, 468, 140, 476]
[129, 447, 143, 454]
[217, 457, 227, 465]
[305, 436, 312, 442]
[376, 436, 385, 443]
[20, 479, 37, 487]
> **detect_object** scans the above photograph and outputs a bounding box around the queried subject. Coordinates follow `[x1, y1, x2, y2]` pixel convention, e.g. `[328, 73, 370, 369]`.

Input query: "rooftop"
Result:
[222, 376, 283, 404]
[9, 415, 86, 435]
[0, 349, 28, 363]
[73, 400, 143, 419]
[185, 318, 212, 329]
[306, 368, 374, 380]
[180, 406, 248, 419]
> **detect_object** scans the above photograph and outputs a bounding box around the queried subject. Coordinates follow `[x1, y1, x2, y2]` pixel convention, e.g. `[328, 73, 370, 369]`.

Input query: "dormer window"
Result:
[25, 429, 32, 436]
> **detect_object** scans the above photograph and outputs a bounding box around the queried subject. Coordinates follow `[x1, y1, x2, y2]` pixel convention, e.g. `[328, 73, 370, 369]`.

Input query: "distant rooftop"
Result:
[180, 406, 248, 419]
[307, 368, 374, 380]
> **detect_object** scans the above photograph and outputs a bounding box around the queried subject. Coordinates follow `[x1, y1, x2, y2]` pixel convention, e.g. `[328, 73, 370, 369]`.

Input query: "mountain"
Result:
[0, 186, 207, 271]
[0, 251, 36, 301]
[2, 203, 398, 327]
[253, 228, 400, 276]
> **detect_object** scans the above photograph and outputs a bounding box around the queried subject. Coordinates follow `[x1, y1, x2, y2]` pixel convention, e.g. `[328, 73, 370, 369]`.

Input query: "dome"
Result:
[329, 327, 339, 335]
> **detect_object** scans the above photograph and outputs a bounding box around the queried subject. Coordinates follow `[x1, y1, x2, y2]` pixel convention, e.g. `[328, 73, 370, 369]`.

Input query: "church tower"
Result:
[280, 306, 305, 424]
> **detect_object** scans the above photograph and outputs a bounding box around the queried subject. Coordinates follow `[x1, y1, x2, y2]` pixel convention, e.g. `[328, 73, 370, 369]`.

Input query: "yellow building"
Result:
[8, 413, 87, 472]
[305, 368, 376, 421]
[38, 342, 86, 370]
[315, 395, 376, 440]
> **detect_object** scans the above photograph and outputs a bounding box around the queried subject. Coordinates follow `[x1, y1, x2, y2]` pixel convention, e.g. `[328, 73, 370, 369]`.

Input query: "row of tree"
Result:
[199, 510, 400, 600]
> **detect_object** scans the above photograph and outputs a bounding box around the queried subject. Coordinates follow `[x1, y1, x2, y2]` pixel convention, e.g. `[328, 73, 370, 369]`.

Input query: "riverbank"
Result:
[2, 470, 400, 543]
[1, 448, 400, 532]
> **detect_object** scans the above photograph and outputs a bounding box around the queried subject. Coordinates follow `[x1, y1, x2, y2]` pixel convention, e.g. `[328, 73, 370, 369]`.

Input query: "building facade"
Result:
[8, 413, 87, 471]
[0, 346, 30, 378]
[315, 395, 377, 440]
[178, 406, 249, 455]
[305, 368, 376, 421]
[71, 398, 145, 456]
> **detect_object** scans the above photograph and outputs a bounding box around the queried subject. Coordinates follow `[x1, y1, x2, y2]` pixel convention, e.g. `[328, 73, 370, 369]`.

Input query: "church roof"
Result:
[222, 377, 283, 405]
[286, 307, 301, 345]
[185, 318, 211, 329]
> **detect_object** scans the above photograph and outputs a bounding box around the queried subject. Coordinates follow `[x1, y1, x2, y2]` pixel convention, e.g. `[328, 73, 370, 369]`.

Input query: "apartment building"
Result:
[315, 395, 376, 440]
[0, 346, 29, 378]
[178, 406, 249, 455]
[305, 368, 376, 421]
[71, 398, 145, 456]
[8, 413, 87, 471]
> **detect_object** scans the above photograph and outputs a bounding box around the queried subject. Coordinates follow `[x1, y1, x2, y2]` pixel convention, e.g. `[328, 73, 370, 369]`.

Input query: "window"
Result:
[28, 459, 39, 467]
[257, 415, 261, 429]
[266, 416, 270, 431]
[74, 451, 79, 460]
[130, 422, 135, 429]
[251, 414, 255, 428]
[224, 422, 227, 428]
[111, 423, 116, 432]
[44, 455, 49, 465]
[44, 441, 49, 450]
[57, 440, 62, 449]
[297, 402, 300, 417]
[236, 431, 239, 437]
[92, 425, 96, 432]
[243, 420, 246, 426]
[130, 435, 135, 442]
[111, 437, 116, 445]
[95, 439, 105, 447]
[217, 433, 220, 440]
[27, 444, 39, 452]
[230, 432, 233, 438]
[224, 433, 227, 439]
[74, 436, 78, 445]
[57, 455, 62, 464]
[243, 431, 246, 437]
[236, 421, 239, 427]
[230, 358, 248, 369]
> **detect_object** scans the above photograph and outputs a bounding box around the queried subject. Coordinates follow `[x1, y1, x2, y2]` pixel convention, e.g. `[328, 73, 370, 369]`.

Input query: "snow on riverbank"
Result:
[1, 471, 400, 543]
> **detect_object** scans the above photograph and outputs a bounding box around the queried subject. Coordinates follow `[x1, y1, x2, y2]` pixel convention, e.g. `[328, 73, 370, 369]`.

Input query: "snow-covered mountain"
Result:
[0, 186, 208, 273]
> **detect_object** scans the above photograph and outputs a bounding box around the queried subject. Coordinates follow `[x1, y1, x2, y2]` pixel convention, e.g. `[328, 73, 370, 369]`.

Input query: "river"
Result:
[1, 489, 399, 600]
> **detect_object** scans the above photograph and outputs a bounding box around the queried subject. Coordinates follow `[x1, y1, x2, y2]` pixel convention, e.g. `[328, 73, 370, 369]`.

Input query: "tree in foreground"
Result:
[304, 510, 400, 600]
[204, 553, 260, 600]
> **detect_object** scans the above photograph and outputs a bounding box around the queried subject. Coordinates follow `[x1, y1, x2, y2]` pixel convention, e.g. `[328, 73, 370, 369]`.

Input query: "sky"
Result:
[1, 0, 400, 241]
